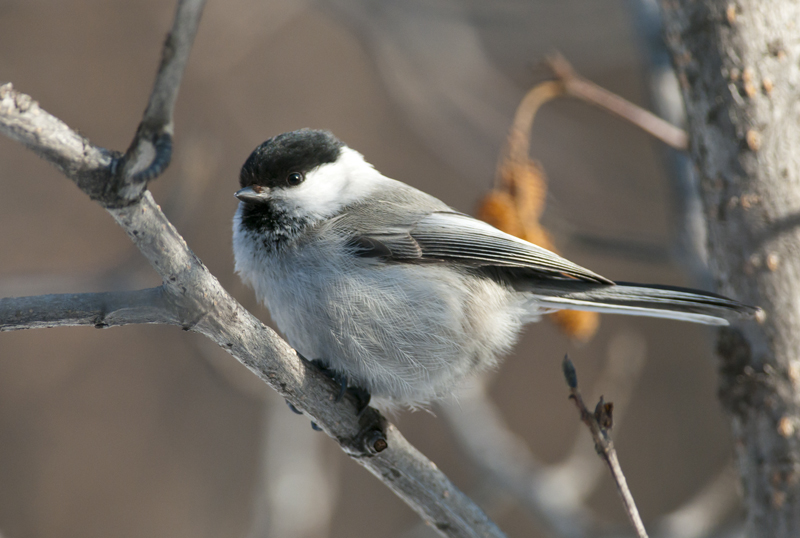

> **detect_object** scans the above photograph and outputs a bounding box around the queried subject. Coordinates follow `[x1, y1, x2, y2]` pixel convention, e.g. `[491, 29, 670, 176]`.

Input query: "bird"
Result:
[232, 128, 757, 409]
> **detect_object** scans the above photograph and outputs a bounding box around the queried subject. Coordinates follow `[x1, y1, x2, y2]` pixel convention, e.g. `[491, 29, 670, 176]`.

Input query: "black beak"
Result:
[235, 186, 269, 204]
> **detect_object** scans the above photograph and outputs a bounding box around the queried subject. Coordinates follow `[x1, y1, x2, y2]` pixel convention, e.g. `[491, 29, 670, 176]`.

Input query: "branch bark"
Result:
[0, 288, 180, 330]
[119, 0, 205, 189]
[0, 2, 505, 535]
[659, 1, 800, 536]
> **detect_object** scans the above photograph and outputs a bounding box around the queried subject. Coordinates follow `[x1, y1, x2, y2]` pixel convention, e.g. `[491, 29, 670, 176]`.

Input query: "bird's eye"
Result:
[287, 172, 304, 186]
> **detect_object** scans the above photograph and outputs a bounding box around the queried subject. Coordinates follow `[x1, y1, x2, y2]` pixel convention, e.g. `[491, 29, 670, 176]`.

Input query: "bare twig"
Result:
[441, 331, 648, 538]
[562, 355, 648, 538]
[0, 287, 180, 331]
[0, 8, 505, 536]
[547, 54, 688, 150]
[429, 330, 737, 537]
[119, 0, 207, 196]
[541, 331, 648, 505]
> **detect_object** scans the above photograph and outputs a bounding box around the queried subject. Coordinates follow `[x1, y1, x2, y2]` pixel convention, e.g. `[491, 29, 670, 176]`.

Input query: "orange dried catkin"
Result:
[477, 83, 600, 341]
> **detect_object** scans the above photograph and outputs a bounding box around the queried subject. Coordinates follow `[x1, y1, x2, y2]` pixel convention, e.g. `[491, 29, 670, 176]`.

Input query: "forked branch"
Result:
[0, 1, 505, 536]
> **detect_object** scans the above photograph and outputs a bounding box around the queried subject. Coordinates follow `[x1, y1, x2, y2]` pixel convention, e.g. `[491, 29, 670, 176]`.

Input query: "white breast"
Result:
[233, 213, 529, 409]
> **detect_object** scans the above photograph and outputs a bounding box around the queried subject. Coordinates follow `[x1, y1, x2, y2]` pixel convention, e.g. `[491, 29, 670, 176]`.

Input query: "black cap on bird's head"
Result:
[239, 129, 344, 190]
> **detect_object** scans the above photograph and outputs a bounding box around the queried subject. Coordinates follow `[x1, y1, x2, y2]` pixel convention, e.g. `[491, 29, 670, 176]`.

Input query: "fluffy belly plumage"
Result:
[252, 257, 528, 408]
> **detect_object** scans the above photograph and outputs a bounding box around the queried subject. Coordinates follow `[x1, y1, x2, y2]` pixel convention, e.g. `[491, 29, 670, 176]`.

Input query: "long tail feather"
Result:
[527, 281, 758, 326]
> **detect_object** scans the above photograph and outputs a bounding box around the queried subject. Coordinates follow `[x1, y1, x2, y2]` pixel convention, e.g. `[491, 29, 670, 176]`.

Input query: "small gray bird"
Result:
[233, 129, 756, 409]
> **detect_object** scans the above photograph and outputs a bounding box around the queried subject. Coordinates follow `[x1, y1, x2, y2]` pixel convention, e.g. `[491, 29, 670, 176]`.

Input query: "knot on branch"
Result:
[338, 407, 389, 457]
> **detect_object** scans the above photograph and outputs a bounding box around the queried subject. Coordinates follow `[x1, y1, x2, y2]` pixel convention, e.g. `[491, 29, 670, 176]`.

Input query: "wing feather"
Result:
[412, 213, 610, 283]
[346, 210, 611, 284]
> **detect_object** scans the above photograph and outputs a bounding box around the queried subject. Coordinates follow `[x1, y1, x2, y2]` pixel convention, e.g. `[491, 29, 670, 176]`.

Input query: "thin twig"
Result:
[441, 332, 648, 538]
[562, 355, 649, 538]
[542, 331, 648, 505]
[547, 54, 688, 150]
[119, 0, 207, 195]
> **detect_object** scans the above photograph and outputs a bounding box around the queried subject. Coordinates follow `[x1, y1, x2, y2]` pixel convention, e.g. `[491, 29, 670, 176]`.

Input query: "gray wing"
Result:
[328, 189, 756, 324]
[342, 208, 612, 284]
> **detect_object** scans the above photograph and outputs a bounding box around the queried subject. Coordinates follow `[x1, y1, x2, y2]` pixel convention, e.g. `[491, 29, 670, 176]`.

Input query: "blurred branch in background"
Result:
[323, 0, 524, 184]
[654, 465, 741, 538]
[542, 55, 687, 151]
[247, 392, 340, 538]
[324, 0, 642, 187]
[631, 0, 711, 287]
[187, 330, 341, 538]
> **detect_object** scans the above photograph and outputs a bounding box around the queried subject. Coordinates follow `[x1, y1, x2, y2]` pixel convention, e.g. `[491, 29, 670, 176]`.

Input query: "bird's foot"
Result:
[309, 359, 371, 413]
[285, 400, 303, 415]
[285, 357, 372, 430]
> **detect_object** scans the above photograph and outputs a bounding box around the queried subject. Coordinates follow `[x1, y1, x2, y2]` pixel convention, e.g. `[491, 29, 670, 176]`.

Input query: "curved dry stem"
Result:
[499, 54, 688, 181]
[505, 80, 565, 166]
[547, 54, 688, 150]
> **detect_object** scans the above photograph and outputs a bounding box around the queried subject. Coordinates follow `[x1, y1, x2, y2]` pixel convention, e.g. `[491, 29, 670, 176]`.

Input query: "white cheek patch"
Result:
[274, 147, 390, 219]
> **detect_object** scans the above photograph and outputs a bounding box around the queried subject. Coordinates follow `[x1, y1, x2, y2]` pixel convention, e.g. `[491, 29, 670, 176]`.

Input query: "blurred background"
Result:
[0, 0, 739, 537]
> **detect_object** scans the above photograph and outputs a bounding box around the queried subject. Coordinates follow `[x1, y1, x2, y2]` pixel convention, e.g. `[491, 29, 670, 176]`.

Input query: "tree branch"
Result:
[0, 7, 505, 534]
[660, 2, 800, 536]
[441, 332, 644, 537]
[562, 356, 648, 538]
[0, 287, 181, 331]
[0, 83, 116, 203]
[119, 0, 207, 189]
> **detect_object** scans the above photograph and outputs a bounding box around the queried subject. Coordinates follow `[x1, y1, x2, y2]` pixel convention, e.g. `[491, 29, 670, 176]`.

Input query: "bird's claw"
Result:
[283, 358, 372, 431]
